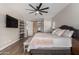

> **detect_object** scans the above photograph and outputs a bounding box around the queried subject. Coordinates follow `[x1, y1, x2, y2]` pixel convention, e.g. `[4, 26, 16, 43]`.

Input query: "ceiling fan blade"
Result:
[38, 3, 42, 9]
[35, 13, 37, 15]
[29, 12, 35, 14]
[39, 12, 43, 15]
[40, 7, 49, 10]
[26, 9, 35, 11]
[40, 10, 48, 13]
[29, 4, 36, 10]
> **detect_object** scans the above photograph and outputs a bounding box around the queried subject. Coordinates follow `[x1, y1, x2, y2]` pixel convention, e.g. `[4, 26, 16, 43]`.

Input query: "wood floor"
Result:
[0, 37, 79, 55]
[0, 38, 31, 55]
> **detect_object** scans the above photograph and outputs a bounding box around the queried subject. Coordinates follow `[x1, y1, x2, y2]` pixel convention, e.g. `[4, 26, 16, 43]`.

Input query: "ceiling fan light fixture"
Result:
[36, 11, 39, 14]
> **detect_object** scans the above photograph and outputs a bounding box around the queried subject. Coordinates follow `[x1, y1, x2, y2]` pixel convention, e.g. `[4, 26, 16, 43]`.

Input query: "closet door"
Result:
[37, 21, 44, 32]
[27, 21, 44, 36]
[27, 21, 33, 36]
[33, 21, 44, 34]
[41, 21, 44, 32]
[33, 21, 38, 34]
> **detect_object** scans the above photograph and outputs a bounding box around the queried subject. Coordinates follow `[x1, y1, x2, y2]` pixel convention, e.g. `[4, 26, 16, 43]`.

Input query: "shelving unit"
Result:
[19, 20, 25, 40]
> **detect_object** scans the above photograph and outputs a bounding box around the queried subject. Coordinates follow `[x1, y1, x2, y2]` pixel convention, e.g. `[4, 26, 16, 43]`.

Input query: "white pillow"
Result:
[52, 28, 65, 36]
[62, 30, 74, 38]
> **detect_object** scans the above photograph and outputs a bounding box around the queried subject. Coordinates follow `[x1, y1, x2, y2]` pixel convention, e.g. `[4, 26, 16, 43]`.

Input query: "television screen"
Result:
[6, 15, 18, 28]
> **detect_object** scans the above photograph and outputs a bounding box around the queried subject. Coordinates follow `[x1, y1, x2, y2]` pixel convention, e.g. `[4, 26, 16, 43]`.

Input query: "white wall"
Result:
[53, 4, 79, 29]
[43, 3, 69, 32]
[0, 4, 19, 50]
[44, 17, 52, 32]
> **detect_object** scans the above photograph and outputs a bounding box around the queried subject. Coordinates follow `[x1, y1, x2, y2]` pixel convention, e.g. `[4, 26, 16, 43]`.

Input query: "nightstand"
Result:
[72, 39, 79, 54]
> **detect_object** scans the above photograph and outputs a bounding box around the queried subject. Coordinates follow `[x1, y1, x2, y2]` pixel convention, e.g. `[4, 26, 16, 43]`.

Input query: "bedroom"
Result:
[0, 3, 79, 55]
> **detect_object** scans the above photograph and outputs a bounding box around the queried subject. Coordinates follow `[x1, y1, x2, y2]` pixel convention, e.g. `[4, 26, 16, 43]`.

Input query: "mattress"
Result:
[27, 33, 72, 52]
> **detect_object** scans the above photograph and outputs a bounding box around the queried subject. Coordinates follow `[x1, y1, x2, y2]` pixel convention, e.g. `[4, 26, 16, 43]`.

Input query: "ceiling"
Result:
[0, 3, 69, 21]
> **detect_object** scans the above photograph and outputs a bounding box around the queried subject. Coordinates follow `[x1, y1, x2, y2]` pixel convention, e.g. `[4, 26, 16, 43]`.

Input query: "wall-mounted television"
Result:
[6, 15, 18, 28]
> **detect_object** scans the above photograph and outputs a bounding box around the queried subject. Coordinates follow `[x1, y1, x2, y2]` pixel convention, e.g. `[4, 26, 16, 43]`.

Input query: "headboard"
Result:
[59, 25, 79, 39]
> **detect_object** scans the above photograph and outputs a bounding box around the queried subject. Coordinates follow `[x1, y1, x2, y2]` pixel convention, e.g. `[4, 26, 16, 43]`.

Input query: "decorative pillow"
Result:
[52, 28, 65, 36]
[62, 30, 74, 38]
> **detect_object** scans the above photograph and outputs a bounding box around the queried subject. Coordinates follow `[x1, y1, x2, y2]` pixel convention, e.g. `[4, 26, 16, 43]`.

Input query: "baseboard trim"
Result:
[0, 39, 20, 51]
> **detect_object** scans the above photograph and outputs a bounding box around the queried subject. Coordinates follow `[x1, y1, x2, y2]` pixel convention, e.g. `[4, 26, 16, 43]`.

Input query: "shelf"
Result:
[19, 20, 25, 40]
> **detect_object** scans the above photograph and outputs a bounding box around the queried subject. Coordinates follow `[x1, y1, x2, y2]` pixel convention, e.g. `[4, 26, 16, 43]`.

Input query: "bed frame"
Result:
[30, 48, 72, 55]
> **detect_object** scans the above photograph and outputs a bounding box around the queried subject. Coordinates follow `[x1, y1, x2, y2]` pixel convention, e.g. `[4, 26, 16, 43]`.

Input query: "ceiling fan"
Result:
[26, 3, 49, 15]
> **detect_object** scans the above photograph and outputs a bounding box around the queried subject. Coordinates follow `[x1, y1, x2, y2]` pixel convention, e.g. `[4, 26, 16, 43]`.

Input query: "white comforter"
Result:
[27, 33, 72, 52]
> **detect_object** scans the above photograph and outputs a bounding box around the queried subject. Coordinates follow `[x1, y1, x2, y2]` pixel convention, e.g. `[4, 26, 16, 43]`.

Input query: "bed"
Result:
[27, 32, 72, 55]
